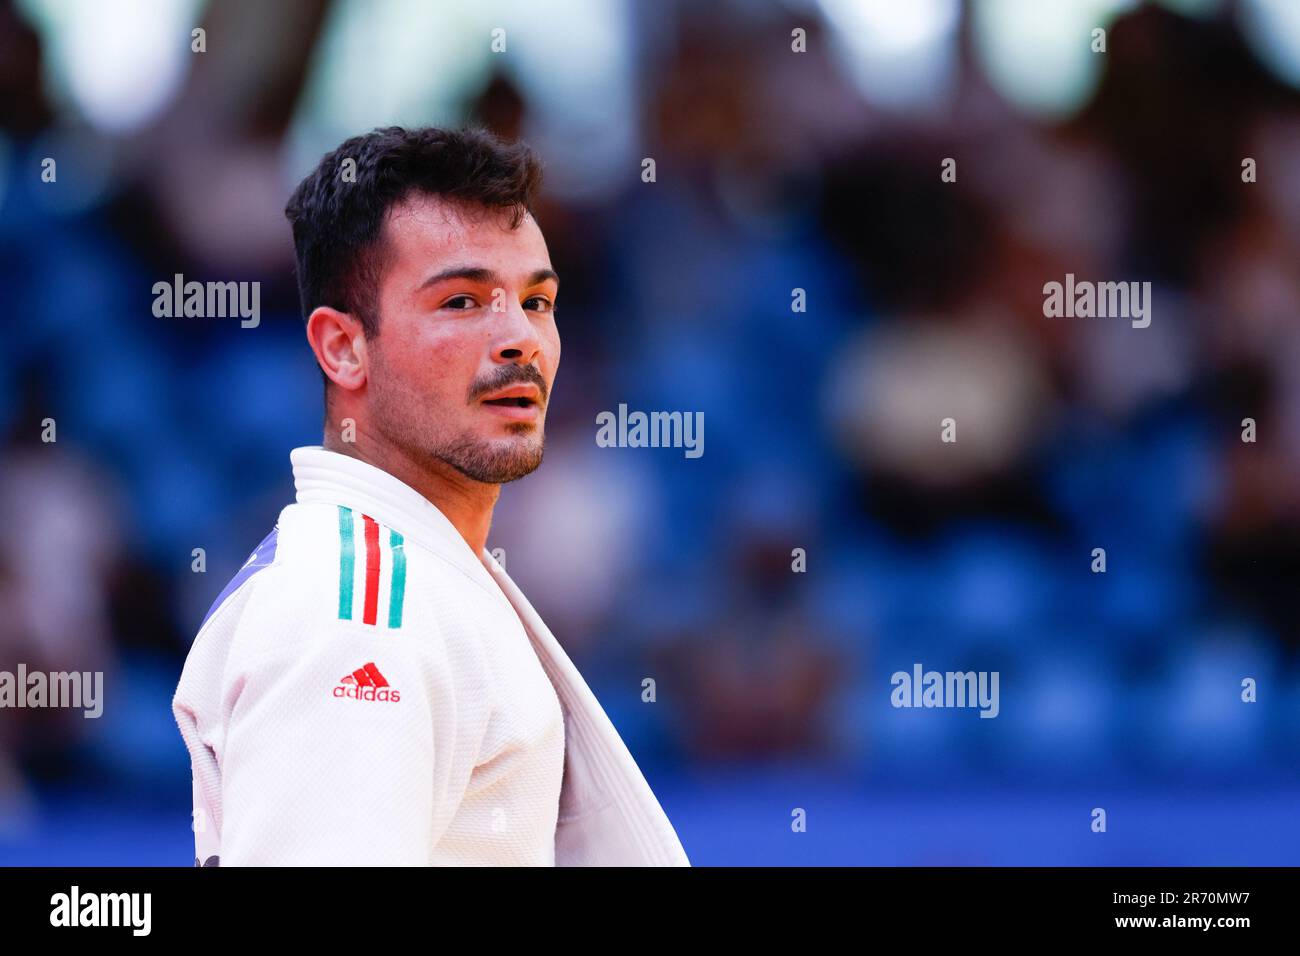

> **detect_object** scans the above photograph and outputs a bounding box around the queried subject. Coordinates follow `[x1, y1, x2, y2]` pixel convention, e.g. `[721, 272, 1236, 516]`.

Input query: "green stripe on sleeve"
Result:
[338, 505, 355, 620]
[388, 529, 406, 629]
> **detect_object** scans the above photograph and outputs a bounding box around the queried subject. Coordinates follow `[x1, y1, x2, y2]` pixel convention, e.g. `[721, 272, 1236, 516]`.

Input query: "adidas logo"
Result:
[333, 662, 401, 702]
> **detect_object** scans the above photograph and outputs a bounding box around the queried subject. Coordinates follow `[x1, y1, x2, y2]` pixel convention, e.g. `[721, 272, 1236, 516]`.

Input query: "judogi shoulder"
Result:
[173, 445, 689, 866]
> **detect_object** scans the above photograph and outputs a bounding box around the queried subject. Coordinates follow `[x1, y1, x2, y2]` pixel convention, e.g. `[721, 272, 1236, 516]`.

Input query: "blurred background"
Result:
[2, 0, 1300, 865]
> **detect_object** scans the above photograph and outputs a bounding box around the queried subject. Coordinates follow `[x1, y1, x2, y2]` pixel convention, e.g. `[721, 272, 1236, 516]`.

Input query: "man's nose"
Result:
[493, 298, 542, 364]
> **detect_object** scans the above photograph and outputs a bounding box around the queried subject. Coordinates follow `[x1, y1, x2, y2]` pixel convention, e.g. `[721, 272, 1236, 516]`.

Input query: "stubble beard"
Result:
[368, 345, 548, 485]
[433, 425, 545, 484]
[373, 385, 545, 484]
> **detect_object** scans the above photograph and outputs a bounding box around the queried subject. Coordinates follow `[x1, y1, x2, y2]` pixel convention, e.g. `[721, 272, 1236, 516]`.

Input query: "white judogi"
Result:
[172, 445, 690, 866]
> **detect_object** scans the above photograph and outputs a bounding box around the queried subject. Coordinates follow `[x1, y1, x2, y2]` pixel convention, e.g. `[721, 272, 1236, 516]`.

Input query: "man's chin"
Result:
[439, 435, 544, 485]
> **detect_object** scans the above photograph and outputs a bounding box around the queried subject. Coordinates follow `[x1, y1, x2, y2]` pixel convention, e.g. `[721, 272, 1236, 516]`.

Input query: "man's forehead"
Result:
[383, 192, 542, 257]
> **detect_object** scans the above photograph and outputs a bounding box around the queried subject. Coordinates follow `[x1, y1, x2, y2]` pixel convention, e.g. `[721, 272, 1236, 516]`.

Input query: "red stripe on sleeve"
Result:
[362, 514, 381, 626]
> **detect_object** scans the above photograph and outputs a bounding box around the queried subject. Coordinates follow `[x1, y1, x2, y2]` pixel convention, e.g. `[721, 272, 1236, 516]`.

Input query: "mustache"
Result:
[467, 363, 549, 405]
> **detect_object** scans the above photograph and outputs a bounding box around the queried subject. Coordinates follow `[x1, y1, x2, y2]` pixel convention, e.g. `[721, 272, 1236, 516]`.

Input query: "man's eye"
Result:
[524, 296, 554, 313]
[443, 295, 477, 310]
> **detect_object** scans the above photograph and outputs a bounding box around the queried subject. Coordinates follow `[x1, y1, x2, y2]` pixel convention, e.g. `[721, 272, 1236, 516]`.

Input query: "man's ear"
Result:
[306, 306, 368, 391]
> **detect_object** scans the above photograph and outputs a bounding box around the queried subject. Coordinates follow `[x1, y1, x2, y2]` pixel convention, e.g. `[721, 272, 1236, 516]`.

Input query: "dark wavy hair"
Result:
[284, 125, 543, 338]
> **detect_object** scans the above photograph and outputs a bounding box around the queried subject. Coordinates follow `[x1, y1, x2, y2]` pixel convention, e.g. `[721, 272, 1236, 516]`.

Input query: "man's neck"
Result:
[322, 425, 499, 556]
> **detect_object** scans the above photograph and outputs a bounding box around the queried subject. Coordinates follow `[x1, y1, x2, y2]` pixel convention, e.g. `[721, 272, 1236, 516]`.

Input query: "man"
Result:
[172, 126, 690, 866]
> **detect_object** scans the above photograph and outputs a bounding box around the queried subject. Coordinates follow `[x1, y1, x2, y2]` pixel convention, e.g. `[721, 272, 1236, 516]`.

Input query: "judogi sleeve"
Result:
[218, 620, 442, 865]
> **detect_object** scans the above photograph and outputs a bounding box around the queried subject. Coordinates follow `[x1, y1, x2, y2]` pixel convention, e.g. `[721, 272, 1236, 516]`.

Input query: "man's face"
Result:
[364, 192, 560, 484]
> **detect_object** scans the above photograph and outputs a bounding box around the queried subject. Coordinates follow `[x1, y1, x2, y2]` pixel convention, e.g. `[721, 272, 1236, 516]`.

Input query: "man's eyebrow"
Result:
[415, 266, 559, 291]
[526, 268, 560, 289]
[416, 266, 500, 291]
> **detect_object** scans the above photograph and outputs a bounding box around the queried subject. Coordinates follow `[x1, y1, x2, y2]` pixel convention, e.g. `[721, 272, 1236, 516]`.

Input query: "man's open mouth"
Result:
[483, 396, 537, 408]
